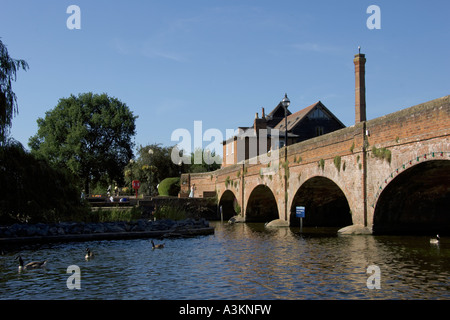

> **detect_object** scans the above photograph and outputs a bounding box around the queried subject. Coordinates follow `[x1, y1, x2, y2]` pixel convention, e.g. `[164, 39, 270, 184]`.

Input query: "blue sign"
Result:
[296, 206, 305, 218]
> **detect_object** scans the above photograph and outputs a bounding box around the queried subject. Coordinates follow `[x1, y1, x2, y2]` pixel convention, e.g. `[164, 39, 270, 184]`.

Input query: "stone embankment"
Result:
[0, 218, 213, 245]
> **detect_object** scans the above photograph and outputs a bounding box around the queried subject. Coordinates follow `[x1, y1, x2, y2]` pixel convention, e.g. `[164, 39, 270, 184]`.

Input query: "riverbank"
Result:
[0, 218, 213, 245]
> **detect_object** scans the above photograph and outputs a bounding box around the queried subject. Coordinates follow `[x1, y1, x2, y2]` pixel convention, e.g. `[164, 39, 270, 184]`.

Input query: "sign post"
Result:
[296, 206, 305, 232]
[132, 180, 141, 199]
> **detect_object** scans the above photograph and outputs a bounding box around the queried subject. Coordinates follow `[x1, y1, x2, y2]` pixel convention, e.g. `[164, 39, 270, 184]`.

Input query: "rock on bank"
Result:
[337, 224, 372, 235]
[0, 218, 213, 245]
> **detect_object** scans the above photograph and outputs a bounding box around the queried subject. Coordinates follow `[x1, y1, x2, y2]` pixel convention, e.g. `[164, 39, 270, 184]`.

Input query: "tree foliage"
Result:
[187, 148, 221, 173]
[125, 144, 183, 196]
[0, 140, 89, 224]
[125, 144, 222, 196]
[0, 39, 29, 144]
[29, 92, 137, 193]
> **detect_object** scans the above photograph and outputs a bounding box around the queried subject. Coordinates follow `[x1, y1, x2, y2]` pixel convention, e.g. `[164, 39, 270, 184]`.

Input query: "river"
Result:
[0, 221, 449, 300]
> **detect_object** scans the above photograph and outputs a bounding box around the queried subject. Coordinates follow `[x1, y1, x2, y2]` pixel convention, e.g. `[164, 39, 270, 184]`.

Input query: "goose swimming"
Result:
[430, 234, 440, 244]
[15, 255, 47, 271]
[85, 247, 95, 260]
[151, 240, 164, 249]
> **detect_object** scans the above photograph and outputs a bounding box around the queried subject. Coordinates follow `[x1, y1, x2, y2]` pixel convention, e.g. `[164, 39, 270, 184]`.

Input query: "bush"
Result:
[157, 177, 180, 196]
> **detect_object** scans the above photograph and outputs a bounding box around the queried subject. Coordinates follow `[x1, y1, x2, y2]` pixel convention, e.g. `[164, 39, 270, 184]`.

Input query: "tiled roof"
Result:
[274, 102, 320, 131]
[273, 101, 345, 131]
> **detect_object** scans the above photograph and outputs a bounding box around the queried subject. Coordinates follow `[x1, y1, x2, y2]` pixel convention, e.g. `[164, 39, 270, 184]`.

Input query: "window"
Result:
[316, 126, 324, 136]
[309, 108, 329, 120]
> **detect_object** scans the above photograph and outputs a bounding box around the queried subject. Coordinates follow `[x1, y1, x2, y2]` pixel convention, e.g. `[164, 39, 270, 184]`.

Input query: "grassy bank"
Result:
[87, 206, 142, 223]
[153, 203, 187, 221]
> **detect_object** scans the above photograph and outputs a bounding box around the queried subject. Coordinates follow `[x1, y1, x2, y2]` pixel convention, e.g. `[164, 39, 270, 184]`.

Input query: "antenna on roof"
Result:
[358, 46, 361, 54]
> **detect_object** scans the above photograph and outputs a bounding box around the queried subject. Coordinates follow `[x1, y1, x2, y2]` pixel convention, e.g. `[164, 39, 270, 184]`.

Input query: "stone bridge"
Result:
[181, 95, 450, 234]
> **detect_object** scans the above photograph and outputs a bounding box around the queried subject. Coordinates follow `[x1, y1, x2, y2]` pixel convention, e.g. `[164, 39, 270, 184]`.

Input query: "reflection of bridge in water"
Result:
[182, 94, 449, 235]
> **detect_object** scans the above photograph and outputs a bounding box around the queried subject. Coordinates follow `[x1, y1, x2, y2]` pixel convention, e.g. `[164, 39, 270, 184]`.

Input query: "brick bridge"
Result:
[181, 95, 450, 234]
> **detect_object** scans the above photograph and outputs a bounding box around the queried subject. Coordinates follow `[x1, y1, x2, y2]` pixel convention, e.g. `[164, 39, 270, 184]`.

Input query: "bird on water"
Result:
[151, 240, 164, 249]
[430, 234, 440, 244]
[85, 247, 95, 260]
[15, 255, 47, 271]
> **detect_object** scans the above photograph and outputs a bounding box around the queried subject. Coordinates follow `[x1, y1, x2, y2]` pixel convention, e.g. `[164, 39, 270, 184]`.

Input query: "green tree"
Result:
[29, 92, 137, 194]
[133, 144, 222, 192]
[188, 148, 221, 173]
[0, 140, 89, 223]
[123, 144, 222, 197]
[126, 144, 184, 196]
[0, 39, 29, 144]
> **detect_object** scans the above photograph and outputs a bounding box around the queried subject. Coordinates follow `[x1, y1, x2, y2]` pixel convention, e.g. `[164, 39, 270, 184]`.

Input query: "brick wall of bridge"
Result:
[182, 95, 450, 230]
[285, 123, 366, 224]
[365, 95, 450, 227]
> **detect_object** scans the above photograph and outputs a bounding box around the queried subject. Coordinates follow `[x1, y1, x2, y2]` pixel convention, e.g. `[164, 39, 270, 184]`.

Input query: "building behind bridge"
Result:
[222, 100, 346, 167]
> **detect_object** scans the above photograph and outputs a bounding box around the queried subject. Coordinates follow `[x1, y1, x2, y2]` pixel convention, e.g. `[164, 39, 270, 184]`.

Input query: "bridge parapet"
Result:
[286, 123, 365, 166]
[366, 95, 449, 148]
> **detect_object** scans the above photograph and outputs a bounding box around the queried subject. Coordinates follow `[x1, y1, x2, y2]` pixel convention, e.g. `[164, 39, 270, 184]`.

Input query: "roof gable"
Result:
[274, 101, 345, 131]
[267, 101, 292, 120]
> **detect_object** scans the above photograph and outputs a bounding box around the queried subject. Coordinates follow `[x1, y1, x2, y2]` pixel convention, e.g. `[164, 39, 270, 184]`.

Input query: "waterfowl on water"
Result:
[151, 240, 164, 249]
[430, 234, 440, 244]
[85, 247, 95, 260]
[15, 255, 47, 271]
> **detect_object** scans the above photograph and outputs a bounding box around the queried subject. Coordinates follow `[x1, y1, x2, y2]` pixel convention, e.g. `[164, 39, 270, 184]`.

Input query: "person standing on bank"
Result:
[189, 184, 195, 198]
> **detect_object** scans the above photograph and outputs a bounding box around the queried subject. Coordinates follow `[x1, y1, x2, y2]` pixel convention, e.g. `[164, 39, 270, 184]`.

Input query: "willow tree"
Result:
[0, 39, 29, 144]
[29, 92, 137, 194]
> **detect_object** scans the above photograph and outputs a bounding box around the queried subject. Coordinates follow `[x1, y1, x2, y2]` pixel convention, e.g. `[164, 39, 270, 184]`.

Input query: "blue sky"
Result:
[1, 0, 449, 154]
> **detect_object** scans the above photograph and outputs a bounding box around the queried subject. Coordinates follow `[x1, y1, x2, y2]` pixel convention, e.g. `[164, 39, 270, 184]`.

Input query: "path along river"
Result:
[0, 221, 449, 299]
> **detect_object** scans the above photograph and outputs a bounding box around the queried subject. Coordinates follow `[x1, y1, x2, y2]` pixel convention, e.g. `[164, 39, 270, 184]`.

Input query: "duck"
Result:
[151, 240, 164, 249]
[85, 247, 95, 260]
[15, 255, 47, 271]
[430, 234, 440, 244]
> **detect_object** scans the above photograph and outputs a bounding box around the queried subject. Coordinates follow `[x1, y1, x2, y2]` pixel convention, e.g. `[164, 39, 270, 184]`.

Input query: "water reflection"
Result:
[0, 222, 449, 299]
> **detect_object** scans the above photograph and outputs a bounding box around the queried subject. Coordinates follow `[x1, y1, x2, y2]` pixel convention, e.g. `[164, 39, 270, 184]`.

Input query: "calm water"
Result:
[0, 221, 449, 300]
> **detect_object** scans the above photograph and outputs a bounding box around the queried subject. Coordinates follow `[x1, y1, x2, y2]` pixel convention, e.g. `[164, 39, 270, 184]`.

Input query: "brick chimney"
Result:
[354, 50, 366, 123]
[254, 112, 267, 132]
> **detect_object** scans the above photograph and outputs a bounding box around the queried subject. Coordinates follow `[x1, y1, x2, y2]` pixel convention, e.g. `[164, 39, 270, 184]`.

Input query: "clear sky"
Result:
[1, 0, 449, 154]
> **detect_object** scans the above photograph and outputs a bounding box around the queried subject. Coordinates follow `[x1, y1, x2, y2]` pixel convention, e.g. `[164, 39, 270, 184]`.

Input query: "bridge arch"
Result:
[218, 190, 240, 220]
[289, 176, 352, 227]
[373, 159, 450, 235]
[245, 184, 279, 222]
